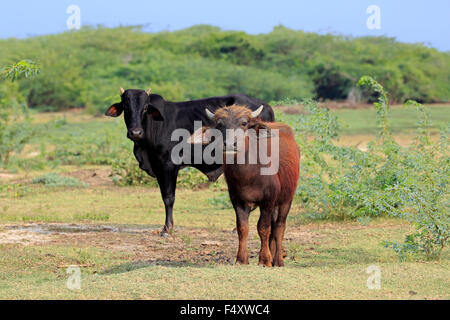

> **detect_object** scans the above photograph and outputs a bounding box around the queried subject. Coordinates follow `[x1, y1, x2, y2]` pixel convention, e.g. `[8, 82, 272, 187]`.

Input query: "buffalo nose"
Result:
[130, 128, 143, 139]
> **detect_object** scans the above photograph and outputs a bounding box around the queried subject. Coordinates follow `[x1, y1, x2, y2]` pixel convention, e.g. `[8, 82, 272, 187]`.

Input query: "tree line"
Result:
[0, 25, 448, 113]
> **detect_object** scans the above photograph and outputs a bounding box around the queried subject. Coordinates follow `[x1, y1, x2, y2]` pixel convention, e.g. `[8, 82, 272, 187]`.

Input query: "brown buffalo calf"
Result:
[190, 104, 300, 267]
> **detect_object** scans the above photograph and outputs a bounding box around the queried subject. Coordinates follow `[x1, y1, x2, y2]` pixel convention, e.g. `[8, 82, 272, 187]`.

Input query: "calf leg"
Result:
[272, 201, 292, 267]
[269, 207, 279, 258]
[234, 203, 250, 265]
[257, 205, 274, 267]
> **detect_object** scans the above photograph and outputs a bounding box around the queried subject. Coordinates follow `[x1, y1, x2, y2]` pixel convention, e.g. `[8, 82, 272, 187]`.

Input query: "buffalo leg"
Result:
[272, 201, 292, 267]
[257, 205, 274, 267]
[233, 202, 250, 265]
[157, 167, 179, 236]
[269, 206, 279, 258]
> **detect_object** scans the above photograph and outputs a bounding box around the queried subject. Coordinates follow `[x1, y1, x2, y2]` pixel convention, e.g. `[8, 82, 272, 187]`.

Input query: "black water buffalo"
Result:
[105, 88, 275, 236]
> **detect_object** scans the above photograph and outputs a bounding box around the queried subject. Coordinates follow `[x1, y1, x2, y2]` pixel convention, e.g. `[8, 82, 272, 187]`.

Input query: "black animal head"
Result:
[105, 88, 164, 141]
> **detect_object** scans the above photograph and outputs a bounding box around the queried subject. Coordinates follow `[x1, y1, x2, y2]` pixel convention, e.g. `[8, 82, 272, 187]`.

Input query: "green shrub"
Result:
[32, 173, 87, 188]
[282, 76, 449, 260]
[0, 63, 39, 168]
[176, 167, 210, 189]
[110, 152, 158, 187]
[111, 153, 208, 189]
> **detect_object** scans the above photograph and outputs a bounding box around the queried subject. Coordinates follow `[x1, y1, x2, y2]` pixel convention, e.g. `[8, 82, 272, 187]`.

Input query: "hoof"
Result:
[258, 260, 273, 267]
[160, 231, 169, 238]
[272, 259, 285, 267]
[235, 258, 249, 265]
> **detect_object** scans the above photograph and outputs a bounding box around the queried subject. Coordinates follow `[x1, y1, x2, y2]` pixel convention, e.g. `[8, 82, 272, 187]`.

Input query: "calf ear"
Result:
[148, 106, 164, 121]
[187, 126, 212, 144]
[105, 103, 123, 117]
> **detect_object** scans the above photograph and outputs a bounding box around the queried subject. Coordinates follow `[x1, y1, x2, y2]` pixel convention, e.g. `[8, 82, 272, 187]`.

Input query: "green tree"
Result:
[0, 60, 40, 167]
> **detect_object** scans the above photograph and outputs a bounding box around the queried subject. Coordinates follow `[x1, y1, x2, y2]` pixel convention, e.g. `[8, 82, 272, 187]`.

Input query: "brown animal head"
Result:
[188, 104, 271, 153]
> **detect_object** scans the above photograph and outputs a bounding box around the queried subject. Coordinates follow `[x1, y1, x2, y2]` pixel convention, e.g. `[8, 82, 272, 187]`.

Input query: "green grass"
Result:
[3, 257, 448, 299]
[334, 105, 450, 135]
[0, 183, 448, 299]
[0, 185, 228, 227]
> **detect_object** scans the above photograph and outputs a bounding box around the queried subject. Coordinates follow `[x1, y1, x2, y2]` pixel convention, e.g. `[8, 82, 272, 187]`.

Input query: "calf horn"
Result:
[205, 108, 215, 120]
[251, 105, 264, 118]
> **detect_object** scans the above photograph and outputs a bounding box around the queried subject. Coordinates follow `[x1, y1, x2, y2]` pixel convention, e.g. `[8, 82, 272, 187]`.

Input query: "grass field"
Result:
[276, 103, 450, 134]
[0, 105, 449, 299]
[334, 104, 450, 135]
[0, 182, 448, 299]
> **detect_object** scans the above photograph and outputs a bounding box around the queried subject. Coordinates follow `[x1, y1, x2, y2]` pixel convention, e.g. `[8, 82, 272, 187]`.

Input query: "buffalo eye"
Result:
[241, 121, 248, 127]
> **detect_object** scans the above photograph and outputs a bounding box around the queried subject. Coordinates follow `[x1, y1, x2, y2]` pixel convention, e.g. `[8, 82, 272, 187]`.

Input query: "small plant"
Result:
[1, 60, 40, 82]
[382, 234, 420, 261]
[0, 183, 30, 198]
[287, 243, 303, 262]
[71, 248, 93, 265]
[73, 212, 110, 222]
[207, 192, 232, 209]
[32, 173, 87, 188]
[181, 234, 193, 247]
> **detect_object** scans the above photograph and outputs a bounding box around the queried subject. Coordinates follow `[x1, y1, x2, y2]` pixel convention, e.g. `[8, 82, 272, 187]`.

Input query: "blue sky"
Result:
[1, 0, 449, 51]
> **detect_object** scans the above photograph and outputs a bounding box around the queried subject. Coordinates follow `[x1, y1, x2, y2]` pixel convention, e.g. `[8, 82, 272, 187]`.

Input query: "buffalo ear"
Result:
[105, 103, 123, 117]
[148, 106, 164, 121]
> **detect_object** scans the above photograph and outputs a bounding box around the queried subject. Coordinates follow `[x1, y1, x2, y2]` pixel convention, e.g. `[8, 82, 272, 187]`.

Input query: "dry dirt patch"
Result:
[63, 168, 113, 186]
[0, 228, 53, 245]
[0, 172, 19, 182]
[0, 223, 320, 266]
